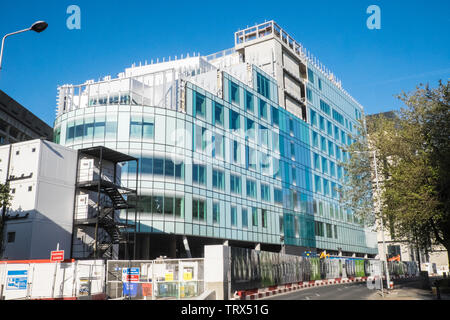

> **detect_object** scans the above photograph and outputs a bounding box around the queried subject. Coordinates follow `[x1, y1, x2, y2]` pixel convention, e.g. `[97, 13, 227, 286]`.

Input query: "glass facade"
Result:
[54, 56, 376, 257]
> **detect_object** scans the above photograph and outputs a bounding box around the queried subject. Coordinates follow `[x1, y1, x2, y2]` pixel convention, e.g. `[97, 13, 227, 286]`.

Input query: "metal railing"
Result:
[106, 258, 204, 300]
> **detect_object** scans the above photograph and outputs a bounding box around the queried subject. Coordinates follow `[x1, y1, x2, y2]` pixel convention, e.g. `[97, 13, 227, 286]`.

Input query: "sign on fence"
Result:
[6, 270, 28, 290]
[50, 250, 65, 262]
[122, 268, 140, 282]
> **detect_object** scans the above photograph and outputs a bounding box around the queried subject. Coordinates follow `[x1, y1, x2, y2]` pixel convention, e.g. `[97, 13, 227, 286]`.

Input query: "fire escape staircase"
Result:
[75, 180, 136, 259]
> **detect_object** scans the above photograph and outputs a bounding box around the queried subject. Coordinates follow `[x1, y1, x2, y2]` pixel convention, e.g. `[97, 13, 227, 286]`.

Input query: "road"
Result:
[261, 282, 379, 300]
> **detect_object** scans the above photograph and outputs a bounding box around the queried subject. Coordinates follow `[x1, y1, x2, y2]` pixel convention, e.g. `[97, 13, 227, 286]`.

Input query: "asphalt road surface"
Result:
[262, 282, 379, 300]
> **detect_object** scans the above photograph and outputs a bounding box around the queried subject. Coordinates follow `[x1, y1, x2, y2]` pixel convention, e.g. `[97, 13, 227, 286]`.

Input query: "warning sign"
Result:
[122, 268, 140, 282]
[165, 272, 174, 281]
[183, 272, 192, 281]
[50, 250, 65, 262]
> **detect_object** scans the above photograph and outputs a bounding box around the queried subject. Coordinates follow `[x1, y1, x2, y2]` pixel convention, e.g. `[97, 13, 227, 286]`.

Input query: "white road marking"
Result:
[315, 293, 320, 297]
[305, 296, 310, 300]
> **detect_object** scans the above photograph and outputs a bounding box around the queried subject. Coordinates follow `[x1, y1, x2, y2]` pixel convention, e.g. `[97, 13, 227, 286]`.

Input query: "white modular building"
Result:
[0, 139, 78, 260]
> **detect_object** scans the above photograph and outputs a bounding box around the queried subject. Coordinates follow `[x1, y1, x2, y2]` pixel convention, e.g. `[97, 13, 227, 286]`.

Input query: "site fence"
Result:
[0, 260, 105, 300]
[106, 258, 204, 300]
[230, 247, 419, 292]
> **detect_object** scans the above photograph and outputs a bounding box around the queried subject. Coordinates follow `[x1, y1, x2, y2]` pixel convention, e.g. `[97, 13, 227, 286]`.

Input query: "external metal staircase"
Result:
[72, 146, 138, 260]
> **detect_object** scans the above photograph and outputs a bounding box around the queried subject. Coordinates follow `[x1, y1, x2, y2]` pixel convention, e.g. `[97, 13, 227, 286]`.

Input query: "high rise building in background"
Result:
[0, 90, 53, 145]
[53, 21, 378, 259]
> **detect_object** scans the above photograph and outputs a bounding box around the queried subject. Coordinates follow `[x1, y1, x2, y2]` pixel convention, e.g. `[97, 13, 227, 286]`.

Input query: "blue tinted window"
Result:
[230, 82, 240, 105]
[314, 153, 320, 170]
[310, 110, 317, 126]
[257, 73, 270, 99]
[322, 157, 328, 174]
[328, 141, 334, 157]
[259, 99, 267, 119]
[193, 164, 206, 185]
[315, 175, 321, 193]
[230, 110, 240, 130]
[212, 169, 225, 190]
[327, 121, 332, 136]
[261, 183, 270, 202]
[330, 161, 336, 177]
[319, 116, 325, 131]
[246, 179, 257, 198]
[194, 92, 206, 118]
[230, 174, 241, 194]
[246, 118, 255, 140]
[245, 91, 254, 112]
[252, 207, 258, 226]
[274, 188, 283, 204]
[321, 136, 327, 152]
[312, 131, 319, 147]
[242, 208, 248, 228]
[271, 106, 279, 126]
[306, 88, 313, 102]
[214, 102, 224, 127]
[231, 206, 237, 226]
[213, 202, 220, 224]
[308, 68, 314, 84]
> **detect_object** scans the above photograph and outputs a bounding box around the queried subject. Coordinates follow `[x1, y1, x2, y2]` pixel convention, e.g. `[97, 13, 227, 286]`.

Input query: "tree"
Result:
[0, 169, 12, 256]
[338, 118, 377, 227]
[341, 80, 450, 268]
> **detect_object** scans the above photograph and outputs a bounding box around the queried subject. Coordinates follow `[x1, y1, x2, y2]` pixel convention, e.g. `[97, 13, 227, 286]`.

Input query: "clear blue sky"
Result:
[0, 0, 449, 126]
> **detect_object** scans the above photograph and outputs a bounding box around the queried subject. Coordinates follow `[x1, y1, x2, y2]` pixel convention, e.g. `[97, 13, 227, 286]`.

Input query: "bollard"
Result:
[434, 281, 441, 300]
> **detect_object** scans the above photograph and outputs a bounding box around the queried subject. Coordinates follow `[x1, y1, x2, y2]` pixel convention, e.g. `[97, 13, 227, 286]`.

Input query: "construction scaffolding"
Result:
[71, 146, 139, 260]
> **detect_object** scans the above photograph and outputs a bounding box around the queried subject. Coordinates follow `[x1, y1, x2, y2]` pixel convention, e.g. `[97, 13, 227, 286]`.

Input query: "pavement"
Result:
[262, 278, 450, 300]
[368, 278, 450, 300]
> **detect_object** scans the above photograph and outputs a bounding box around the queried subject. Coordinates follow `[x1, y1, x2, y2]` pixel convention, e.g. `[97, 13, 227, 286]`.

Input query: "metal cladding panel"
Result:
[38, 140, 78, 185]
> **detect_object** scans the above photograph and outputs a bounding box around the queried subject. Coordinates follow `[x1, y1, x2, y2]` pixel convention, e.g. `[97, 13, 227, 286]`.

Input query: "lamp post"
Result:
[0, 21, 48, 72]
[354, 149, 391, 296]
[371, 150, 392, 295]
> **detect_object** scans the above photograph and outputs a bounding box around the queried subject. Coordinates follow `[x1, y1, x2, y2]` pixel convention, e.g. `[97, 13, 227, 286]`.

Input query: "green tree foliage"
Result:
[341, 80, 450, 267]
[0, 158, 13, 256]
[338, 120, 376, 227]
[0, 183, 12, 209]
[0, 183, 12, 257]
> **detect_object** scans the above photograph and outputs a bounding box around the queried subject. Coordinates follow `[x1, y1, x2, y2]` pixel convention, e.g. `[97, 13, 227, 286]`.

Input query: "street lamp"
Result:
[353, 149, 391, 296]
[0, 21, 48, 71]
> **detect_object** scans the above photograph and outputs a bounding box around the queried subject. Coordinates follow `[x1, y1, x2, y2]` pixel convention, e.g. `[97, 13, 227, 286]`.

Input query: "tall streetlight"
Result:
[354, 149, 391, 296]
[0, 21, 48, 72]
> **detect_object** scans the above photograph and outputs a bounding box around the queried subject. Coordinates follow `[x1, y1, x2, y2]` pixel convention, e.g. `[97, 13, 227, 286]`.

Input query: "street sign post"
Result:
[51, 244, 63, 298]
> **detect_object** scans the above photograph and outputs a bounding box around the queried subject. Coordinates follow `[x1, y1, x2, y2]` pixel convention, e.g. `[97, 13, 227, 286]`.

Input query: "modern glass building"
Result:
[54, 21, 377, 259]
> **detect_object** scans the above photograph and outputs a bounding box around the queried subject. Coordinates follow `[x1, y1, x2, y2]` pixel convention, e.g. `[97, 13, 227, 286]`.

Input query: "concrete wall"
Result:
[204, 245, 230, 300]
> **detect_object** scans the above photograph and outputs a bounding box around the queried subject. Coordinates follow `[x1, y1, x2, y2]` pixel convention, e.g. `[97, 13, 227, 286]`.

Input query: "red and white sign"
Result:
[122, 268, 140, 282]
[50, 250, 65, 262]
